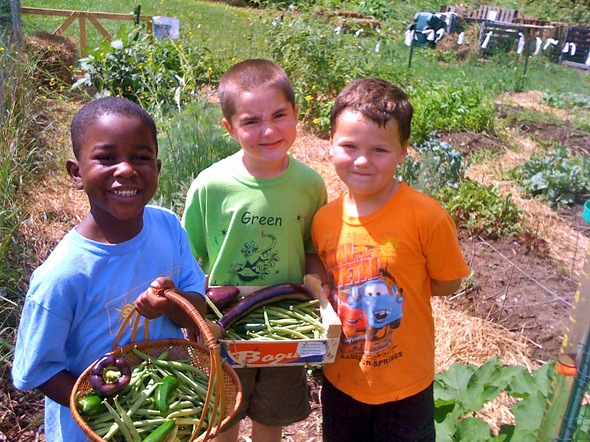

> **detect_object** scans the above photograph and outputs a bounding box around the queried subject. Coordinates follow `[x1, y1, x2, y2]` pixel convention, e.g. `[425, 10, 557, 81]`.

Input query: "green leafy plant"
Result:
[266, 15, 386, 133]
[435, 358, 555, 442]
[0, 44, 44, 297]
[74, 25, 222, 112]
[438, 179, 524, 240]
[509, 145, 590, 207]
[398, 133, 467, 197]
[409, 83, 496, 146]
[542, 92, 590, 110]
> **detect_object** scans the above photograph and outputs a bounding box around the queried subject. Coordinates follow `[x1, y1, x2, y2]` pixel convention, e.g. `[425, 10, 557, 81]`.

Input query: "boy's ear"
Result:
[65, 159, 84, 190]
[222, 118, 237, 141]
[399, 140, 410, 163]
[328, 134, 334, 156]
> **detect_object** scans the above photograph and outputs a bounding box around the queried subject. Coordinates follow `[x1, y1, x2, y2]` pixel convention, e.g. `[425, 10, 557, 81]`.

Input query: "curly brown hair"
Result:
[330, 78, 413, 145]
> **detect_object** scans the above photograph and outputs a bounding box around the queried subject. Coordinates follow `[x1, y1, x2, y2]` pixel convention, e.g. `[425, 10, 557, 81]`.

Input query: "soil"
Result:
[2, 91, 590, 442]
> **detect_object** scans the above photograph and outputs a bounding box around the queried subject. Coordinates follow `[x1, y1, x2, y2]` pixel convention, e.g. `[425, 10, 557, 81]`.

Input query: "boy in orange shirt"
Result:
[311, 78, 470, 441]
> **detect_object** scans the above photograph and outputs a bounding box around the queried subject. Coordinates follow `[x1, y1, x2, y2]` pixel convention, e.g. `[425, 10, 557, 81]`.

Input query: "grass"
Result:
[21, 1, 590, 115]
[22, 0, 270, 59]
[0, 46, 45, 300]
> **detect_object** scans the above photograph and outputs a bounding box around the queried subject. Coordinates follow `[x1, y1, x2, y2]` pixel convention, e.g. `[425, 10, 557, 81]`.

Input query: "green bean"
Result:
[205, 294, 224, 319]
[102, 399, 135, 441]
[167, 406, 203, 419]
[113, 396, 142, 442]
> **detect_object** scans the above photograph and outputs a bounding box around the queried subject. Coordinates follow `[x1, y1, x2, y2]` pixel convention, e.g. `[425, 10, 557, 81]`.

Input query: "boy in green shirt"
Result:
[182, 59, 327, 442]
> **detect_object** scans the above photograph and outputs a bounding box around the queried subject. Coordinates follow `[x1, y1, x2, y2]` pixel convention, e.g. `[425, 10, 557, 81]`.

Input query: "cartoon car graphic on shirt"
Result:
[333, 296, 367, 338]
[347, 277, 404, 340]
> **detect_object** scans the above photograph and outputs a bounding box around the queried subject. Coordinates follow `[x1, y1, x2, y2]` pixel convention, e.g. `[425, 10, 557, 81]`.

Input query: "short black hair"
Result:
[70, 97, 157, 158]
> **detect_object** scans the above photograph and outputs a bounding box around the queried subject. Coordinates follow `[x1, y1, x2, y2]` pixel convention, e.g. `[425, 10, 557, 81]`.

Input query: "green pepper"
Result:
[142, 419, 176, 442]
[76, 393, 106, 417]
[155, 375, 179, 413]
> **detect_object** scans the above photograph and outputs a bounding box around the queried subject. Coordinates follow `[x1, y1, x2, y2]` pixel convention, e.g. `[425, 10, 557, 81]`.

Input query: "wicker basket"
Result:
[70, 289, 242, 441]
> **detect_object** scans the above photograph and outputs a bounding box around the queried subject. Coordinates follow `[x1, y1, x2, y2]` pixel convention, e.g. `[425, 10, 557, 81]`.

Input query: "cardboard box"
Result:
[217, 275, 341, 367]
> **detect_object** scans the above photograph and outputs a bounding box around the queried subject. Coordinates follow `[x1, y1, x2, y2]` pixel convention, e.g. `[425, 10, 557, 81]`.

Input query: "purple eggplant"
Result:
[89, 355, 131, 397]
[206, 285, 240, 310]
[217, 283, 314, 334]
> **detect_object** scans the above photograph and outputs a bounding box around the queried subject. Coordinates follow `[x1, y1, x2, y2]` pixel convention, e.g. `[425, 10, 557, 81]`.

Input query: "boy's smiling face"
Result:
[223, 86, 298, 178]
[330, 110, 408, 213]
[66, 113, 161, 243]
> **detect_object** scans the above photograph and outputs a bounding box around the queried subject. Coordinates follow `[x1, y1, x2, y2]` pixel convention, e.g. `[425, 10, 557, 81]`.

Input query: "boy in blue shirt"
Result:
[12, 97, 207, 441]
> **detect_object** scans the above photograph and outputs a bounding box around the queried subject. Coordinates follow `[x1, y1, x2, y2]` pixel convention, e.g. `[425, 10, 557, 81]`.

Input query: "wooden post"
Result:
[79, 14, 86, 54]
[20, 7, 153, 55]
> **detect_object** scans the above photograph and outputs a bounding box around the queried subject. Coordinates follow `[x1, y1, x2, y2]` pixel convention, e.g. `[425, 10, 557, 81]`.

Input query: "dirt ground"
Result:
[2, 91, 590, 441]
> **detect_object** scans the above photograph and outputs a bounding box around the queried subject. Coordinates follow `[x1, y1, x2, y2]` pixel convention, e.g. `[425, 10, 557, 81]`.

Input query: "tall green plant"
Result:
[154, 101, 238, 215]
[0, 44, 42, 297]
[266, 16, 385, 133]
[409, 82, 496, 145]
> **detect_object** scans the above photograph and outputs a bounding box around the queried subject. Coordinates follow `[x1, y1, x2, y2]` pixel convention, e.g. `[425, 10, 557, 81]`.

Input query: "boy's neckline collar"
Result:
[344, 180, 403, 218]
[237, 150, 290, 179]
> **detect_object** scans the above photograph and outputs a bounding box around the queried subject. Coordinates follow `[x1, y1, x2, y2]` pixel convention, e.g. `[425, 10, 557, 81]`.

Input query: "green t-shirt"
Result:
[182, 153, 327, 286]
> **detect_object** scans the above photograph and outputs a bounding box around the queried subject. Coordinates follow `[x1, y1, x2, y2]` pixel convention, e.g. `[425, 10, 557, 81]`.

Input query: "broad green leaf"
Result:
[512, 389, 547, 440]
[532, 360, 555, 395]
[465, 358, 504, 408]
[455, 417, 493, 441]
[435, 403, 463, 442]
[504, 366, 536, 398]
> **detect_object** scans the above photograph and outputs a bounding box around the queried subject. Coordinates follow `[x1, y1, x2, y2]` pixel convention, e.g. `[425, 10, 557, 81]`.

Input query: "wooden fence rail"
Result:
[21, 7, 152, 54]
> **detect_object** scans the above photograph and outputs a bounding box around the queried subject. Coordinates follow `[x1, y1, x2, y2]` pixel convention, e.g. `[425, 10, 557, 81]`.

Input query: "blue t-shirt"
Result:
[12, 205, 206, 441]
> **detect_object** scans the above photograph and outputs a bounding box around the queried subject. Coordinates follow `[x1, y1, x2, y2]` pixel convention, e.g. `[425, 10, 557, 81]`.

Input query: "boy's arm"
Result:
[305, 253, 331, 298]
[430, 278, 463, 297]
[38, 370, 77, 407]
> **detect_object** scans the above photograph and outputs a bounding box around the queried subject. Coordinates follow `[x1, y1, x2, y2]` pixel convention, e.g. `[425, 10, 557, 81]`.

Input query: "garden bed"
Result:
[2, 92, 589, 441]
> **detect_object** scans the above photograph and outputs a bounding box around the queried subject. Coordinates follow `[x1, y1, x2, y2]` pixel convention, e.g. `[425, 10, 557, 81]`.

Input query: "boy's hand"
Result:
[134, 277, 176, 319]
[205, 319, 224, 340]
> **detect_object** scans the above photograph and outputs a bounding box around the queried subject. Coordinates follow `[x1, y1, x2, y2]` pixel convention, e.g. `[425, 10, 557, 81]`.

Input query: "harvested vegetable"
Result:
[206, 286, 240, 310]
[79, 347, 220, 442]
[141, 419, 175, 442]
[154, 375, 179, 413]
[225, 300, 324, 341]
[76, 393, 106, 416]
[89, 355, 132, 397]
[217, 283, 314, 334]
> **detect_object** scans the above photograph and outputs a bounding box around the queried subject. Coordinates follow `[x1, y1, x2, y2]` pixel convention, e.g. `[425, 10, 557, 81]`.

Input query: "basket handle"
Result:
[158, 289, 219, 350]
[111, 290, 218, 351]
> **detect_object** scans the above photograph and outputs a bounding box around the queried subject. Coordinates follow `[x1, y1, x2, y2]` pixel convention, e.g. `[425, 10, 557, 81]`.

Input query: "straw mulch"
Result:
[466, 128, 589, 276]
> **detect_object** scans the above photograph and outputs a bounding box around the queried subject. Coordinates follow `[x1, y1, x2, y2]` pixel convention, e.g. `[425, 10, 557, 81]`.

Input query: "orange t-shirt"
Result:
[311, 183, 470, 404]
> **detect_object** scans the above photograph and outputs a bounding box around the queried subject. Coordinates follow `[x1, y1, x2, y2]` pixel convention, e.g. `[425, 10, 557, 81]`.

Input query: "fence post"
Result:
[0, 0, 22, 47]
[557, 201, 590, 440]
